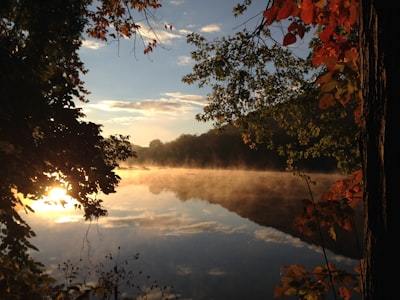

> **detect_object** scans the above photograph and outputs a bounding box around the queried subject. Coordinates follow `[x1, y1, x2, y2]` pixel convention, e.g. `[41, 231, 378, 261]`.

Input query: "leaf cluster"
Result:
[1, 0, 140, 293]
[183, 30, 360, 172]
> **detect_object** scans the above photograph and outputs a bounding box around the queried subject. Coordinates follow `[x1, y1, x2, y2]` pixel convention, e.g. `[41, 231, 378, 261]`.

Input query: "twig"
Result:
[301, 173, 338, 300]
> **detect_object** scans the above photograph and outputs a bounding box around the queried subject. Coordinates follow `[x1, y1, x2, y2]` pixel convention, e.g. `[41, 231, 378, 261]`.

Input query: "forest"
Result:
[129, 125, 337, 171]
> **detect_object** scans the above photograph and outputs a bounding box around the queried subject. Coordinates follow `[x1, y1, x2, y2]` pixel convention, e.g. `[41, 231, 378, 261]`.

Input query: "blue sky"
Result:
[78, 0, 267, 146]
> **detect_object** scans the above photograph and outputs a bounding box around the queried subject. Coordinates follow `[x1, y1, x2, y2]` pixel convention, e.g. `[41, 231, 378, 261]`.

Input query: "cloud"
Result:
[177, 55, 193, 66]
[254, 228, 356, 264]
[163, 92, 205, 105]
[111, 100, 182, 112]
[88, 92, 206, 116]
[176, 265, 192, 276]
[170, 0, 185, 5]
[178, 28, 192, 35]
[254, 228, 305, 248]
[99, 211, 245, 236]
[81, 40, 104, 50]
[101, 116, 147, 125]
[200, 24, 221, 33]
[136, 290, 179, 300]
[208, 268, 226, 276]
[138, 23, 183, 44]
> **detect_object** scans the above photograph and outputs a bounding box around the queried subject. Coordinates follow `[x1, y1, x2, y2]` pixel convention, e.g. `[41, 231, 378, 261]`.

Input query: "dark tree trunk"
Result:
[360, 1, 400, 299]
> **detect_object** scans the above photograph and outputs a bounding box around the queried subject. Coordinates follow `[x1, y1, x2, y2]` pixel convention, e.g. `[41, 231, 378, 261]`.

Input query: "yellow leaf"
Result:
[329, 226, 337, 240]
[321, 80, 337, 92]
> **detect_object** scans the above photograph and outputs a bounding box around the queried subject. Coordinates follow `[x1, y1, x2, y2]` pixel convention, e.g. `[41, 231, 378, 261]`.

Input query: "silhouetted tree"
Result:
[359, 2, 400, 299]
[0, 0, 161, 297]
[130, 125, 336, 171]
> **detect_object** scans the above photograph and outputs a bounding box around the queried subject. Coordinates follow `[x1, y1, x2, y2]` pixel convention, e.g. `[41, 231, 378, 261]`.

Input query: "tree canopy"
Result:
[129, 125, 338, 171]
[0, 0, 162, 297]
[183, 20, 359, 173]
[182, 1, 364, 299]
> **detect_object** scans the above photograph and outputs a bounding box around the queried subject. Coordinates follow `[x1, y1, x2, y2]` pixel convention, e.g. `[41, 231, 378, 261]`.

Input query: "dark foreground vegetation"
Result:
[1, 0, 398, 299]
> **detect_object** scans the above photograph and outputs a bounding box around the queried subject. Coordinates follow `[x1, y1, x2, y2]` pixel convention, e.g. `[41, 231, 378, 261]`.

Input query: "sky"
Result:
[78, 0, 267, 146]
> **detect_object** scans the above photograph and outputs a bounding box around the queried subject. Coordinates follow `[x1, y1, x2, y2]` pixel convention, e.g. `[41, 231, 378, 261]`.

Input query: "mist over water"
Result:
[26, 168, 359, 299]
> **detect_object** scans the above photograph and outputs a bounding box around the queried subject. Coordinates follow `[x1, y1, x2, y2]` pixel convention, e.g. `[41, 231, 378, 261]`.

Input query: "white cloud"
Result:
[101, 116, 147, 125]
[177, 55, 193, 66]
[254, 228, 304, 248]
[99, 211, 245, 237]
[136, 290, 179, 300]
[254, 228, 357, 264]
[176, 265, 192, 276]
[163, 92, 205, 105]
[200, 24, 221, 33]
[81, 39, 104, 50]
[170, 0, 185, 5]
[88, 92, 206, 116]
[178, 28, 192, 35]
[138, 23, 183, 44]
[208, 268, 226, 276]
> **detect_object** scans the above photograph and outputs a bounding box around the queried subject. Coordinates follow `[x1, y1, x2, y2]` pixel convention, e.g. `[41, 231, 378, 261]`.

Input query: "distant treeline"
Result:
[127, 126, 337, 172]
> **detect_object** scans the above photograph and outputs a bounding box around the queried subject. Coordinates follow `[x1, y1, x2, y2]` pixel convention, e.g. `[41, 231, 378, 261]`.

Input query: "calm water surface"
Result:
[25, 168, 358, 299]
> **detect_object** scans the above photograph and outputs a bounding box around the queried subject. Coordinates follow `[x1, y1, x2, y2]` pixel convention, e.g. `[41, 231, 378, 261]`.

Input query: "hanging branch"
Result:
[300, 173, 338, 300]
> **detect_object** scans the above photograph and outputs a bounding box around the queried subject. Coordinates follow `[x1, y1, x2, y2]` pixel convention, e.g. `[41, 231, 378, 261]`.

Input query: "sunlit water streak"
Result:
[23, 168, 358, 299]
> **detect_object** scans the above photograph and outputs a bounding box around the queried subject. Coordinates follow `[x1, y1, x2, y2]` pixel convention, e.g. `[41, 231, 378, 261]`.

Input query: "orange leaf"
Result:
[274, 286, 285, 298]
[345, 47, 359, 63]
[319, 25, 335, 42]
[342, 219, 353, 231]
[353, 170, 363, 183]
[328, 226, 337, 240]
[316, 72, 332, 85]
[354, 104, 362, 124]
[277, 2, 294, 20]
[300, 0, 314, 24]
[348, 3, 358, 26]
[283, 32, 297, 46]
[338, 93, 352, 107]
[319, 93, 335, 109]
[264, 6, 279, 25]
[339, 287, 352, 300]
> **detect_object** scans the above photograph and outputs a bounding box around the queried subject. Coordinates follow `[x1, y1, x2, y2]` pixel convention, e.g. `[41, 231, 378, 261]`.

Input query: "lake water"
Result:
[25, 168, 359, 299]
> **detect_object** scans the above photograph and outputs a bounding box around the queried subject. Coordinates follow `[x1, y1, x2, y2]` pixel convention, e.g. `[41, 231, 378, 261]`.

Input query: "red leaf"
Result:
[277, 2, 294, 20]
[300, 0, 314, 24]
[297, 24, 305, 38]
[283, 32, 296, 46]
[288, 21, 298, 33]
[349, 4, 358, 26]
[345, 47, 359, 63]
[319, 93, 335, 109]
[263, 6, 279, 25]
[339, 287, 352, 300]
[319, 25, 335, 42]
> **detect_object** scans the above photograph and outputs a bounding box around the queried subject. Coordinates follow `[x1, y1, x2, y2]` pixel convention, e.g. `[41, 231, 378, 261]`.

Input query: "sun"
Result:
[27, 186, 78, 215]
[47, 187, 69, 202]
[19, 186, 83, 223]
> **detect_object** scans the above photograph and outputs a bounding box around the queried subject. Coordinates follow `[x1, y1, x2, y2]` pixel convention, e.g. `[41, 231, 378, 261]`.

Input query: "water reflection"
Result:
[119, 168, 362, 258]
[25, 168, 359, 299]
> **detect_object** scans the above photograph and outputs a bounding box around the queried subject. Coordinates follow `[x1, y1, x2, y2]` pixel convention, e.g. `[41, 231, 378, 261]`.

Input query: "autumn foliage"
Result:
[85, 0, 162, 53]
[275, 263, 359, 300]
[261, 1, 363, 299]
[264, 0, 360, 123]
